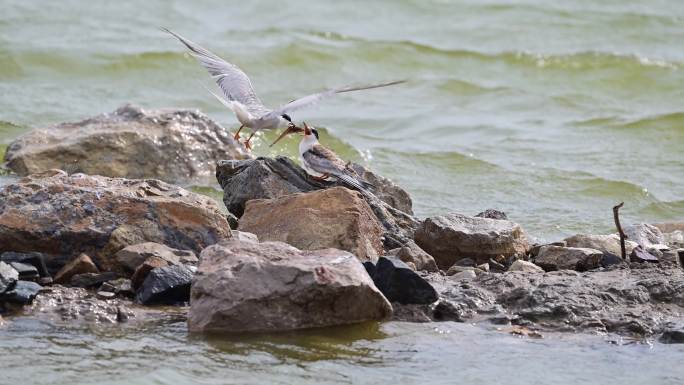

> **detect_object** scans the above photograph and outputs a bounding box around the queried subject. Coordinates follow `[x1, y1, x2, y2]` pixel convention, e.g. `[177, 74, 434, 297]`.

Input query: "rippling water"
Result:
[1, 1, 684, 382]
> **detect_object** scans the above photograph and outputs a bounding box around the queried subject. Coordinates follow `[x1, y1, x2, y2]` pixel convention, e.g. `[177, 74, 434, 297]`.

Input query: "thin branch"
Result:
[613, 202, 627, 259]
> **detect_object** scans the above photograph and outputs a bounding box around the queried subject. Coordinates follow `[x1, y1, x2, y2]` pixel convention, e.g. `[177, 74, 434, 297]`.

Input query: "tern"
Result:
[270, 122, 370, 191]
[163, 28, 404, 149]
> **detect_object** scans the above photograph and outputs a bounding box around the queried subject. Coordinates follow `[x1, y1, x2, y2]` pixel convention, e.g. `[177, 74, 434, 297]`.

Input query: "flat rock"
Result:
[534, 245, 603, 271]
[54, 254, 99, 284]
[2, 280, 41, 304]
[1, 251, 50, 277]
[367, 257, 438, 305]
[0, 262, 19, 293]
[508, 260, 544, 273]
[70, 272, 119, 288]
[564, 233, 637, 257]
[414, 213, 529, 269]
[0, 170, 231, 272]
[8, 262, 39, 281]
[451, 270, 477, 280]
[391, 240, 438, 272]
[239, 187, 384, 262]
[4, 104, 250, 184]
[189, 238, 392, 333]
[630, 246, 659, 264]
[131, 256, 170, 290]
[115, 242, 198, 273]
[135, 265, 193, 305]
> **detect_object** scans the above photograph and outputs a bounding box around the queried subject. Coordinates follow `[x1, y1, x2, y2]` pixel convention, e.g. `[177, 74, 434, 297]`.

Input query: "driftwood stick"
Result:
[613, 202, 627, 259]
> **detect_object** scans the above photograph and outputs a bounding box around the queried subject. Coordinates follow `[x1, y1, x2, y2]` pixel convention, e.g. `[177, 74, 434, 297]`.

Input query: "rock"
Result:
[624, 223, 666, 249]
[662, 231, 684, 249]
[8, 262, 39, 281]
[115, 242, 198, 273]
[100, 278, 135, 298]
[508, 260, 544, 273]
[1, 251, 51, 278]
[189, 238, 392, 333]
[238, 187, 384, 262]
[70, 272, 119, 288]
[216, 157, 419, 247]
[446, 265, 486, 276]
[96, 291, 116, 300]
[630, 246, 659, 264]
[0, 170, 231, 272]
[451, 270, 477, 280]
[477, 263, 490, 272]
[348, 163, 413, 214]
[2, 280, 41, 304]
[660, 249, 681, 267]
[135, 265, 193, 305]
[653, 223, 684, 234]
[131, 256, 170, 289]
[475, 209, 508, 220]
[414, 213, 529, 269]
[367, 257, 438, 305]
[230, 230, 259, 243]
[564, 234, 638, 257]
[4, 104, 250, 184]
[53, 254, 99, 284]
[534, 246, 603, 271]
[0, 262, 19, 293]
[454, 258, 476, 267]
[659, 330, 684, 344]
[393, 241, 438, 272]
[600, 253, 626, 268]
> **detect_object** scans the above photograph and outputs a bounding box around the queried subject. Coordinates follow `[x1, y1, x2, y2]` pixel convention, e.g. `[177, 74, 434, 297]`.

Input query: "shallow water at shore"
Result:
[2, 317, 683, 385]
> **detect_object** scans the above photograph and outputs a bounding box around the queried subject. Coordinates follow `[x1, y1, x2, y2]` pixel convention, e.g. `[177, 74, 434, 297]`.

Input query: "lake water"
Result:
[1, 1, 683, 383]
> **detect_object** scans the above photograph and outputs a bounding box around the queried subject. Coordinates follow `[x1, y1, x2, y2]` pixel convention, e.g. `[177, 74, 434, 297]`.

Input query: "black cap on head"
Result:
[281, 114, 292, 122]
[311, 128, 319, 139]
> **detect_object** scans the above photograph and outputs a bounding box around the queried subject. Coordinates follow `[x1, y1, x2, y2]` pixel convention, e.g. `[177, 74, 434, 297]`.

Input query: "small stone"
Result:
[370, 257, 438, 305]
[451, 270, 477, 280]
[8, 262, 39, 281]
[131, 256, 169, 290]
[96, 291, 116, 300]
[477, 263, 490, 272]
[624, 223, 665, 249]
[135, 265, 194, 305]
[475, 209, 508, 220]
[70, 272, 119, 288]
[630, 246, 659, 264]
[659, 330, 684, 344]
[395, 240, 438, 272]
[508, 260, 544, 273]
[2, 281, 41, 304]
[100, 278, 134, 298]
[600, 253, 625, 268]
[54, 254, 99, 284]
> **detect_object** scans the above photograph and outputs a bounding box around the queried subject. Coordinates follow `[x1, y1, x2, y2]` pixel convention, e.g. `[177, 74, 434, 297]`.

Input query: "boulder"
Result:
[366, 257, 438, 305]
[624, 223, 666, 249]
[508, 260, 544, 273]
[189, 239, 392, 333]
[2, 281, 41, 304]
[54, 254, 99, 284]
[115, 242, 198, 273]
[391, 240, 438, 272]
[131, 256, 170, 290]
[534, 246, 603, 271]
[564, 234, 638, 257]
[216, 157, 419, 248]
[414, 213, 529, 269]
[238, 187, 384, 262]
[4, 104, 250, 184]
[135, 265, 194, 305]
[0, 262, 19, 293]
[0, 170, 231, 272]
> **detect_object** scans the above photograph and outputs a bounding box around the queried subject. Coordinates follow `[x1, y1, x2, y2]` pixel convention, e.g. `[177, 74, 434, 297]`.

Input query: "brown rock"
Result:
[54, 254, 99, 284]
[4, 104, 250, 185]
[534, 245, 603, 271]
[238, 187, 384, 262]
[115, 242, 198, 273]
[392, 240, 438, 272]
[0, 170, 231, 272]
[189, 238, 392, 333]
[131, 256, 169, 290]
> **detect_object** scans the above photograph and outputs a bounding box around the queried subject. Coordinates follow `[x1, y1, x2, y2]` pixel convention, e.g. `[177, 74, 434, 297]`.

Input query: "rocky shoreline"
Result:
[1, 105, 683, 343]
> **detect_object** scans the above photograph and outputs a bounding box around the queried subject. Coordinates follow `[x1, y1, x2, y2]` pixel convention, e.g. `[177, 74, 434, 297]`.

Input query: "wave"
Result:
[573, 112, 684, 134]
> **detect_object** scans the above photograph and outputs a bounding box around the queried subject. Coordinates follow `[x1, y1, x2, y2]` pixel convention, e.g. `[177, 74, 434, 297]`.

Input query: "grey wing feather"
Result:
[303, 146, 369, 192]
[162, 28, 269, 116]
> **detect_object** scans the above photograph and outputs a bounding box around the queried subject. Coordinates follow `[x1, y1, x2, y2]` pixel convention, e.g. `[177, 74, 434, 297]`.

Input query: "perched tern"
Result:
[162, 28, 404, 149]
[270, 122, 370, 192]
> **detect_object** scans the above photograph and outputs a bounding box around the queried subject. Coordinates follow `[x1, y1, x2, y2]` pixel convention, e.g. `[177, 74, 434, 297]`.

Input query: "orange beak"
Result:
[269, 123, 304, 147]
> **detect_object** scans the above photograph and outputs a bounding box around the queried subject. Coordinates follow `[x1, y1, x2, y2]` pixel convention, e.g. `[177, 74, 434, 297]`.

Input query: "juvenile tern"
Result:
[162, 28, 404, 149]
[270, 122, 370, 192]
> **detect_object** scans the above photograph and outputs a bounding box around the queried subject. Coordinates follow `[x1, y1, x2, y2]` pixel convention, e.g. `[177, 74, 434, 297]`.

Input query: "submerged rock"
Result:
[4, 104, 250, 184]
[534, 245, 603, 271]
[189, 238, 392, 333]
[366, 257, 438, 305]
[135, 265, 193, 305]
[239, 187, 384, 262]
[414, 213, 529, 269]
[0, 170, 231, 272]
[115, 242, 198, 273]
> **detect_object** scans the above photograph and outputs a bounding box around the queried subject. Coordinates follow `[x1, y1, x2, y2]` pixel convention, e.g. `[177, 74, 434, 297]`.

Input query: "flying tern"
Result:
[163, 28, 404, 149]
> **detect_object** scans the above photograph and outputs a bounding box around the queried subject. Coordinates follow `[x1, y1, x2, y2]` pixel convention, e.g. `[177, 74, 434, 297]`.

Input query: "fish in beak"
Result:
[269, 123, 304, 147]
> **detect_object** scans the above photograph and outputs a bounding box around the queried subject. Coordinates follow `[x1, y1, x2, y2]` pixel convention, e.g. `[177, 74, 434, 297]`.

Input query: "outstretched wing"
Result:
[163, 28, 269, 117]
[266, 80, 406, 119]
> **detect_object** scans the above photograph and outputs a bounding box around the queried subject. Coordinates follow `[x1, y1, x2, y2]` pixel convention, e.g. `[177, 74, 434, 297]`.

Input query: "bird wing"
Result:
[163, 28, 269, 117]
[303, 144, 369, 191]
[266, 80, 406, 119]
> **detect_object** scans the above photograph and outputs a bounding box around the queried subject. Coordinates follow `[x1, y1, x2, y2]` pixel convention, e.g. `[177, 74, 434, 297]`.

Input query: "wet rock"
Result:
[135, 265, 193, 305]
[0, 170, 231, 272]
[239, 187, 384, 262]
[2, 281, 41, 304]
[564, 234, 638, 257]
[414, 213, 529, 269]
[1, 251, 50, 278]
[189, 238, 392, 333]
[96, 291, 116, 300]
[54, 254, 99, 284]
[624, 223, 666, 249]
[451, 270, 477, 280]
[475, 209, 507, 220]
[534, 245, 603, 271]
[391, 240, 438, 272]
[0, 262, 19, 293]
[4, 104, 250, 184]
[100, 278, 135, 298]
[348, 163, 413, 214]
[659, 330, 684, 344]
[630, 246, 659, 264]
[70, 272, 119, 288]
[131, 256, 169, 290]
[115, 242, 198, 273]
[216, 157, 419, 247]
[8, 262, 39, 281]
[366, 257, 438, 305]
[599, 253, 626, 268]
[508, 260, 544, 273]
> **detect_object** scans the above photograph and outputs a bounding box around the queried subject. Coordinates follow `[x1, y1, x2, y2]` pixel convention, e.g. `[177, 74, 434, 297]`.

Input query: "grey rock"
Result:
[393, 240, 438, 272]
[508, 260, 544, 273]
[630, 246, 659, 264]
[367, 257, 438, 305]
[451, 270, 477, 280]
[100, 278, 135, 298]
[348, 163, 413, 214]
[135, 265, 193, 305]
[564, 234, 638, 257]
[534, 245, 603, 271]
[0, 262, 19, 294]
[115, 242, 198, 273]
[414, 213, 529, 269]
[659, 330, 684, 344]
[1, 251, 50, 277]
[2, 281, 41, 304]
[9, 262, 39, 281]
[70, 272, 119, 288]
[475, 209, 508, 220]
[624, 223, 665, 249]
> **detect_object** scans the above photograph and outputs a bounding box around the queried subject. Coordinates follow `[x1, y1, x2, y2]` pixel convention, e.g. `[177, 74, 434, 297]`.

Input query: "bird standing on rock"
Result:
[162, 28, 404, 150]
[270, 122, 371, 192]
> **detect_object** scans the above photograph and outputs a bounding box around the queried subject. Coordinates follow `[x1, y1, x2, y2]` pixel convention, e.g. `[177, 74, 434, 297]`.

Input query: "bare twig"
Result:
[613, 202, 627, 259]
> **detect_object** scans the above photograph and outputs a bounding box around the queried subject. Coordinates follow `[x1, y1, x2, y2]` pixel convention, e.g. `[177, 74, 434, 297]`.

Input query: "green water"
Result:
[1, 1, 684, 383]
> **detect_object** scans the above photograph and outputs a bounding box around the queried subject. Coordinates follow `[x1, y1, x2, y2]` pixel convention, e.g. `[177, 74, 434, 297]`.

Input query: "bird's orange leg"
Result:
[309, 173, 330, 182]
[243, 131, 257, 150]
[233, 125, 244, 140]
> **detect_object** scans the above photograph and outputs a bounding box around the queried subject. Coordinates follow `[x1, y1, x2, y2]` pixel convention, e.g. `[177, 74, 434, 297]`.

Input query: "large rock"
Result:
[534, 245, 603, 271]
[4, 104, 250, 185]
[564, 234, 637, 257]
[238, 187, 384, 262]
[624, 223, 666, 249]
[216, 157, 419, 248]
[0, 170, 231, 272]
[135, 265, 193, 305]
[414, 213, 529, 269]
[366, 257, 438, 305]
[189, 239, 392, 333]
[115, 242, 198, 273]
